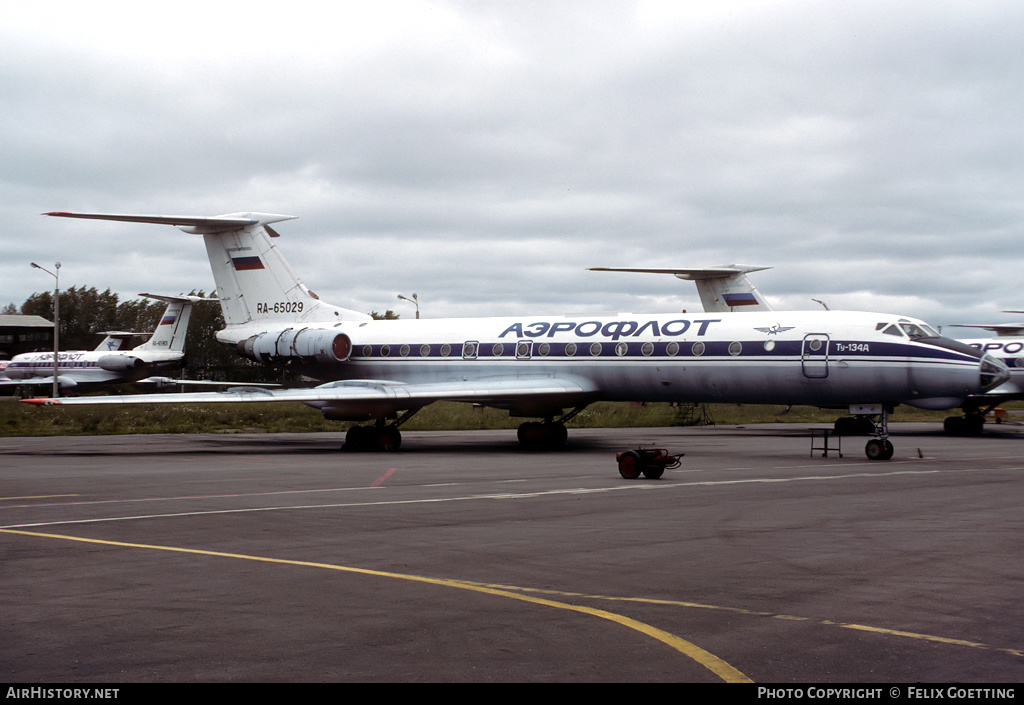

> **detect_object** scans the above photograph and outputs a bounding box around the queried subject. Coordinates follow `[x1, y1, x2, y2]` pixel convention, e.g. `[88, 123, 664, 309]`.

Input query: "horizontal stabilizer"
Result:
[44, 212, 296, 235]
[45, 209, 370, 326]
[589, 265, 771, 280]
[139, 293, 214, 305]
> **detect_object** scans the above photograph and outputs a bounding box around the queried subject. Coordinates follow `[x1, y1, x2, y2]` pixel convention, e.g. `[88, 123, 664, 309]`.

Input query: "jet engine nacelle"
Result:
[97, 355, 145, 372]
[238, 328, 352, 365]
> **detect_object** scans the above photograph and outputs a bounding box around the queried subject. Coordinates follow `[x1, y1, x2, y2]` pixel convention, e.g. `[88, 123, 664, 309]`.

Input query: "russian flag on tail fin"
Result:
[231, 256, 265, 271]
[723, 292, 760, 307]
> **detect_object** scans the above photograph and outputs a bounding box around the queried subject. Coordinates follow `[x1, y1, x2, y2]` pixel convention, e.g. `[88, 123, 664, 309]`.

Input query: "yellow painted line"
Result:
[453, 580, 1024, 659]
[0, 528, 750, 683]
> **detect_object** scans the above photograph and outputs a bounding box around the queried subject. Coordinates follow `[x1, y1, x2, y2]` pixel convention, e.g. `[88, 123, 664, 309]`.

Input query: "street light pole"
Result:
[397, 293, 420, 319]
[31, 262, 60, 398]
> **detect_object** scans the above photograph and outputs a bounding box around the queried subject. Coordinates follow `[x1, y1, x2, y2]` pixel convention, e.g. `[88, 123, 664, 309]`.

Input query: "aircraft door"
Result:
[801, 334, 829, 378]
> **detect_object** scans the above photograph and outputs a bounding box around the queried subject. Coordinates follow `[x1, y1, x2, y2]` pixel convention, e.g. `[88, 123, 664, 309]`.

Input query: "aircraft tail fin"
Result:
[93, 333, 132, 351]
[44, 212, 372, 332]
[588, 265, 773, 312]
[133, 294, 203, 353]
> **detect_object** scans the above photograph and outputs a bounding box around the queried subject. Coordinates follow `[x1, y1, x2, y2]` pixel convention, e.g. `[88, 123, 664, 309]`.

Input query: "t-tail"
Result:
[44, 212, 372, 335]
[588, 264, 773, 312]
[132, 294, 204, 353]
[92, 293, 202, 353]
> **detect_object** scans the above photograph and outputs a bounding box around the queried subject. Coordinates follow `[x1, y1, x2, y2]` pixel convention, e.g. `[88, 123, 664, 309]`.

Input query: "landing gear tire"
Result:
[865, 438, 894, 461]
[943, 416, 965, 435]
[618, 451, 642, 479]
[344, 425, 402, 452]
[517, 421, 568, 451]
[944, 415, 984, 436]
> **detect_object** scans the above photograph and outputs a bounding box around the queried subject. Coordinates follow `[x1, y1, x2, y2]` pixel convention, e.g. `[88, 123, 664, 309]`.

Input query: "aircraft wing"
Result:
[1, 377, 57, 391]
[949, 323, 1024, 336]
[21, 376, 598, 411]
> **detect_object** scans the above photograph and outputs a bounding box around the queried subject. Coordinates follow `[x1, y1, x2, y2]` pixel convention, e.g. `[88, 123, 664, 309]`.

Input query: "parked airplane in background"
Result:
[615, 266, 1024, 435]
[2, 294, 203, 396]
[950, 314, 1024, 338]
[25, 211, 1010, 460]
[941, 316, 1024, 434]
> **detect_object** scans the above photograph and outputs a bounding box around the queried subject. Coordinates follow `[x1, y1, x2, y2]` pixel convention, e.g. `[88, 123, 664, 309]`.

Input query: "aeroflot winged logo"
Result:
[498, 318, 721, 340]
[754, 324, 796, 336]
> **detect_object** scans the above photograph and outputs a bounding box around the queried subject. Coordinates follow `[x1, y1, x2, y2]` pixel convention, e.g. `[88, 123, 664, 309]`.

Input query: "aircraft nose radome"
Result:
[979, 353, 1011, 393]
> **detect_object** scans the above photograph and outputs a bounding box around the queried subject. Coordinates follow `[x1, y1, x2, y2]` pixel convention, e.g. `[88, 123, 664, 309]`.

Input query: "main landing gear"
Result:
[516, 406, 586, 450]
[943, 404, 993, 436]
[517, 421, 568, 450]
[345, 424, 402, 451]
[864, 405, 895, 461]
[343, 409, 422, 452]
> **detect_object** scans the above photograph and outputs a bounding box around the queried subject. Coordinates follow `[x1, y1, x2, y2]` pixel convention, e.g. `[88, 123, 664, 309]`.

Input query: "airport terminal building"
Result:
[0, 314, 54, 359]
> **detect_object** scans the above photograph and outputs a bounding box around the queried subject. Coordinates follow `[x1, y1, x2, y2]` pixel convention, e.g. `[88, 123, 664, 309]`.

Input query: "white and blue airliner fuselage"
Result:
[2, 294, 201, 396]
[230, 311, 999, 415]
[30, 211, 1010, 461]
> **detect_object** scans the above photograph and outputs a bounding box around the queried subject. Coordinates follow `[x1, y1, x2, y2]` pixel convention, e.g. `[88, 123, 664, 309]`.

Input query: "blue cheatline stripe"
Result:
[347, 339, 978, 364]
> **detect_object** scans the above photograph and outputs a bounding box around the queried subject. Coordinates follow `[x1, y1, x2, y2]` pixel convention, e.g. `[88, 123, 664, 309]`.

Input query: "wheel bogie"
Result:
[943, 414, 985, 436]
[344, 425, 402, 452]
[517, 421, 568, 450]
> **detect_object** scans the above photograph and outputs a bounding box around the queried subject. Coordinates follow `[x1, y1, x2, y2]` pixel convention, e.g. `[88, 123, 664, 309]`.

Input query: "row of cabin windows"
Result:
[357, 340, 725, 359]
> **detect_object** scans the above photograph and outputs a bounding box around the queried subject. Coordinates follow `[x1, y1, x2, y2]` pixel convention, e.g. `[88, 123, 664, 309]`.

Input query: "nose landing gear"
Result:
[864, 405, 895, 460]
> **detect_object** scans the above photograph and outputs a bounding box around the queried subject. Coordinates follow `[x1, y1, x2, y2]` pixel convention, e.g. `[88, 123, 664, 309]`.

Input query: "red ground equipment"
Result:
[615, 448, 684, 479]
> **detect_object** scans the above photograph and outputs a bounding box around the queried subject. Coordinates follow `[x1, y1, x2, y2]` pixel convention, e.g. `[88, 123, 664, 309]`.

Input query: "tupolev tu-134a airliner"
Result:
[26, 211, 1010, 461]
[2, 293, 202, 395]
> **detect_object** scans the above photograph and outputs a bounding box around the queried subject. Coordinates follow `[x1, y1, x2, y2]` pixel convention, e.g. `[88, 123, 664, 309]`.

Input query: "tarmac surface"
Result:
[1, 422, 1022, 683]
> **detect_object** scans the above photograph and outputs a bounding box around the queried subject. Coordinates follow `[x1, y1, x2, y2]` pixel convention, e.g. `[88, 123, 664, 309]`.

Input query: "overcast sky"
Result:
[3, 0, 1023, 332]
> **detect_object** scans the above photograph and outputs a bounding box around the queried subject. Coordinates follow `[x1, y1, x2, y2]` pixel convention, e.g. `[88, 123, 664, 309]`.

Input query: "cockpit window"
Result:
[882, 324, 904, 337]
[899, 322, 939, 339]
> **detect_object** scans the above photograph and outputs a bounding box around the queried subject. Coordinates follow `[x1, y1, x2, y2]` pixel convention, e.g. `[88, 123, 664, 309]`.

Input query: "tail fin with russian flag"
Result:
[132, 294, 204, 353]
[43, 212, 372, 339]
[587, 264, 774, 312]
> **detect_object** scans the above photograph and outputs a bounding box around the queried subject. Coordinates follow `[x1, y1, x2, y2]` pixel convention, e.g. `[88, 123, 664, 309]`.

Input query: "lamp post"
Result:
[30, 262, 60, 398]
[397, 293, 419, 319]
